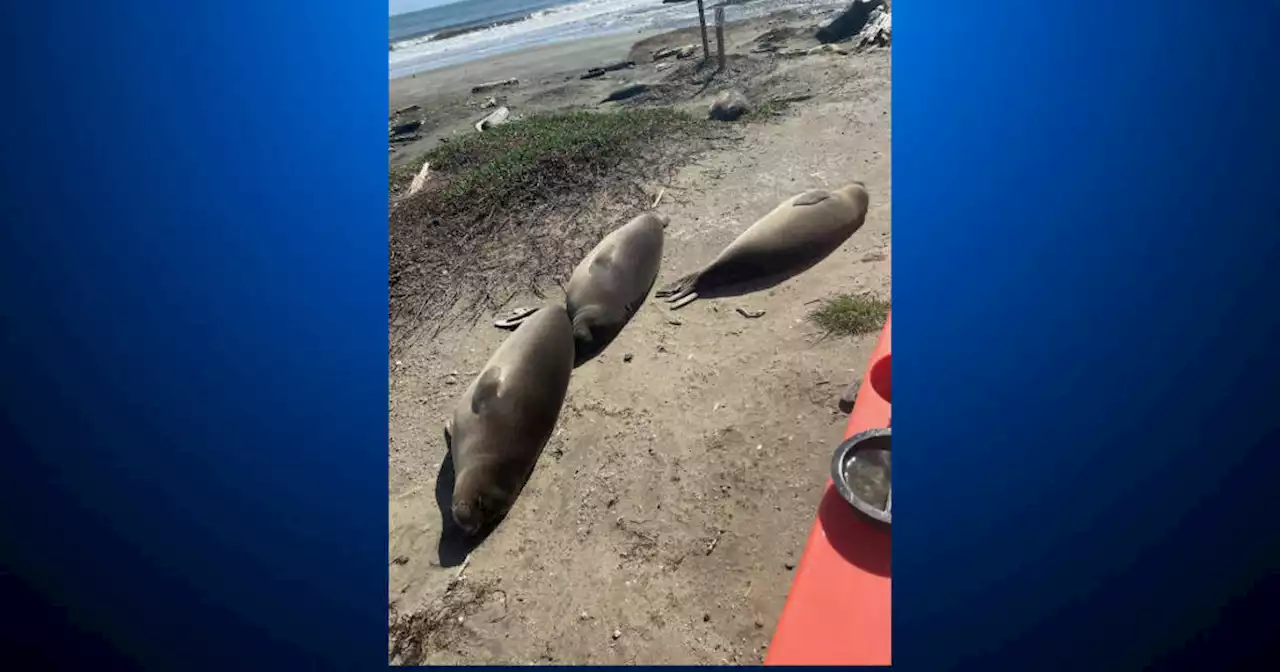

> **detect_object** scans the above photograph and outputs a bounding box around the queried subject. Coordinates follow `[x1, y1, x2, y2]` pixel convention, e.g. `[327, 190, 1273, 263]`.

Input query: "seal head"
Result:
[450, 464, 514, 535]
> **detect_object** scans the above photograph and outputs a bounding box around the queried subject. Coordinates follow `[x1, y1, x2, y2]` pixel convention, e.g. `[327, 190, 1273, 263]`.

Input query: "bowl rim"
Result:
[830, 426, 892, 526]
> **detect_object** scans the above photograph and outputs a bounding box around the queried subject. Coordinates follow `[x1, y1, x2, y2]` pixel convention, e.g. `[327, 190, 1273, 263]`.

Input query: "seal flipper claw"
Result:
[655, 272, 699, 302]
[668, 292, 699, 310]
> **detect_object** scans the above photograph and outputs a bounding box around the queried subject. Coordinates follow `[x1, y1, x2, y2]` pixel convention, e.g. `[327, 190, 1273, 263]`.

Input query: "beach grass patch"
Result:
[746, 99, 787, 122]
[389, 107, 720, 351]
[809, 292, 891, 336]
[419, 108, 703, 213]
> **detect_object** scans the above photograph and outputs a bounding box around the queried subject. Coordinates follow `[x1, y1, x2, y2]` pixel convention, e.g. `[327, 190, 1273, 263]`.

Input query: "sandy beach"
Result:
[389, 4, 891, 664]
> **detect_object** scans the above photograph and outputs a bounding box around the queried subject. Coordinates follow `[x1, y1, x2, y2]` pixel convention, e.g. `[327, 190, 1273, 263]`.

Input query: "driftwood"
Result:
[390, 120, 422, 136]
[475, 106, 511, 132]
[407, 162, 432, 198]
[580, 61, 635, 80]
[470, 78, 519, 94]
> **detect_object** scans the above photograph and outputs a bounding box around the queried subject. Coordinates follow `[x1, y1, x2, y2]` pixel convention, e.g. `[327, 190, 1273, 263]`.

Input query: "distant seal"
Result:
[655, 182, 870, 309]
[564, 212, 666, 363]
[445, 304, 575, 535]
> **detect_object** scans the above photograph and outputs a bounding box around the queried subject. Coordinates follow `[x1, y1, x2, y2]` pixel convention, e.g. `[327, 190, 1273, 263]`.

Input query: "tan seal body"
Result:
[565, 213, 666, 363]
[656, 183, 870, 308]
[445, 304, 575, 535]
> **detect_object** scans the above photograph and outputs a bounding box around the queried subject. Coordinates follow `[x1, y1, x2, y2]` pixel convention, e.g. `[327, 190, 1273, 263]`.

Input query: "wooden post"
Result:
[714, 6, 726, 71]
[696, 0, 710, 62]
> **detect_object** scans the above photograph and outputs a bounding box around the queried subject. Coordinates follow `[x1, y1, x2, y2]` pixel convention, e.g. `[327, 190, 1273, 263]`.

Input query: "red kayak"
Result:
[766, 312, 892, 666]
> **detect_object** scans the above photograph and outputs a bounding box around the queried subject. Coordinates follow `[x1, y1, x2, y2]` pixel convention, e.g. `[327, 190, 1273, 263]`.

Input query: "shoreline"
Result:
[388, 0, 848, 80]
[390, 31, 652, 95]
[390, 25, 657, 81]
[386, 5, 854, 167]
[388, 30, 669, 166]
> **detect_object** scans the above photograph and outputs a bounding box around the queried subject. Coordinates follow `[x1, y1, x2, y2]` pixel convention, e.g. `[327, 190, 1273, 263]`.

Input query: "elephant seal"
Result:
[564, 213, 666, 364]
[655, 182, 870, 309]
[445, 304, 575, 535]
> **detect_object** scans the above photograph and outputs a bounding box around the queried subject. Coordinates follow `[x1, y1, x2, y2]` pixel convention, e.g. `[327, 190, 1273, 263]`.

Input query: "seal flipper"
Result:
[792, 190, 833, 207]
[655, 271, 700, 303]
[570, 307, 598, 344]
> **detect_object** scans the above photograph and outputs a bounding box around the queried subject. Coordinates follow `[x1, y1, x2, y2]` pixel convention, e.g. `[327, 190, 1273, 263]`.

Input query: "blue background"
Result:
[1, 0, 1276, 670]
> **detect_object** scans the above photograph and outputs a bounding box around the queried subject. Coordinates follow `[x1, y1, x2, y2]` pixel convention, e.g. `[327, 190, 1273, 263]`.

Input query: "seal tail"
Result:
[654, 272, 700, 307]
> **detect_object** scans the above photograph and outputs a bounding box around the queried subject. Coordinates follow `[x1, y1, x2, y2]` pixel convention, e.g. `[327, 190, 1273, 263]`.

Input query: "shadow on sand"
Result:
[572, 323, 627, 368]
[434, 436, 499, 568]
[659, 262, 823, 310]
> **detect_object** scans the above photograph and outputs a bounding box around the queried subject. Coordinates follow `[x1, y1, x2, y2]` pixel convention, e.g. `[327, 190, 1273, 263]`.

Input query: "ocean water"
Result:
[389, 0, 847, 79]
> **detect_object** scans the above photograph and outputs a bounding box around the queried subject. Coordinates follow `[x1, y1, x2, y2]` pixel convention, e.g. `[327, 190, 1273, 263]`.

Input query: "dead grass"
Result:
[388, 578, 502, 665]
[388, 108, 721, 354]
[809, 293, 890, 336]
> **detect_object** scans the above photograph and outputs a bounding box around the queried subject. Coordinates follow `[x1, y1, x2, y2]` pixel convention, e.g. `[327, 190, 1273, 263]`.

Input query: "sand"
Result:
[389, 8, 891, 664]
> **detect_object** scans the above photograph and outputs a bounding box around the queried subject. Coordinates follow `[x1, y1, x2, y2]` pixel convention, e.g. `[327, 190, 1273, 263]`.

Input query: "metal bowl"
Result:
[830, 427, 892, 526]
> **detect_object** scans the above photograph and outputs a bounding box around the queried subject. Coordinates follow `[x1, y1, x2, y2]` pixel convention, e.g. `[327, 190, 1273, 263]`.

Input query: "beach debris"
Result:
[475, 106, 511, 132]
[704, 528, 723, 555]
[861, 251, 887, 262]
[708, 90, 751, 121]
[470, 77, 519, 94]
[808, 43, 850, 56]
[580, 60, 635, 79]
[612, 629, 622, 640]
[778, 48, 809, 58]
[494, 305, 538, 329]
[480, 96, 498, 109]
[771, 92, 815, 105]
[602, 83, 649, 103]
[406, 161, 432, 198]
[389, 120, 422, 136]
[392, 104, 420, 116]
[623, 353, 634, 363]
[652, 46, 679, 61]
[655, 62, 674, 71]
[662, 0, 695, 4]
[736, 307, 766, 319]
[754, 27, 797, 45]
[676, 44, 699, 60]
[652, 188, 666, 208]
[855, 6, 891, 49]
[816, 0, 885, 44]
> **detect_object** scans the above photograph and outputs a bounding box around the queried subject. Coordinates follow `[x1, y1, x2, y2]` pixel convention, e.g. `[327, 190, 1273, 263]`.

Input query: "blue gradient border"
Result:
[2, 0, 1277, 669]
